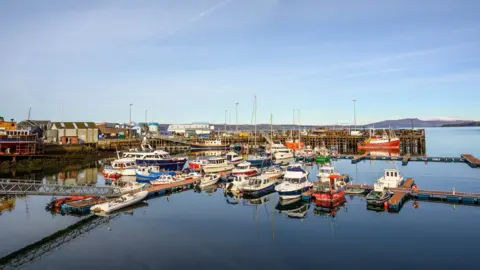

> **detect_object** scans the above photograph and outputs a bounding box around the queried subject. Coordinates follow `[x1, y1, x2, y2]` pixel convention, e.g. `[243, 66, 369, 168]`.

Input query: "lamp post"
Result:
[129, 103, 133, 124]
[235, 102, 239, 131]
[224, 110, 227, 132]
[353, 99, 357, 130]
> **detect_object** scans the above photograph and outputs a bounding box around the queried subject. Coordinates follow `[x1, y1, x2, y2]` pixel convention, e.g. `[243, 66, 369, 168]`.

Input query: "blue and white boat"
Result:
[135, 166, 177, 183]
[122, 143, 187, 171]
[246, 156, 273, 167]
[274, 163, 312, 200]
[240, 175, 277, 197]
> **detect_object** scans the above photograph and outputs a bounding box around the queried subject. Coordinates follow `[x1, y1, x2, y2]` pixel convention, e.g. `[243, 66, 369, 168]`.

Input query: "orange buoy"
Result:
[384, 201, 389, 208]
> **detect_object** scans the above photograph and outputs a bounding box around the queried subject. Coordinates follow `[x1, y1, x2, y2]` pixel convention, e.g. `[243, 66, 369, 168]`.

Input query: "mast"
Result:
[254, 95, 257, 148]
[270, 113, 273, 143]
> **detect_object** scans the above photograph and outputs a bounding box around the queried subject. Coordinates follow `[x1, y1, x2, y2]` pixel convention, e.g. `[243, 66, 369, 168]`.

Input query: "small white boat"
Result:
[174, 172, 202, 182]
[226, 175, 250, 193]
[232, 161, 259, 176]
[261, 166, 284, 180]
[198, 173, 221, 187]
[103, 158, 137, 178]
[271, 144, 294, 160]
[316, 163, 339, 182]
[90, 191, 148, 213]
[203, 157, 235, 173]
[225, 152, 244, 165]
[150, 175, 176, 186]
[118, 181, 146, 194]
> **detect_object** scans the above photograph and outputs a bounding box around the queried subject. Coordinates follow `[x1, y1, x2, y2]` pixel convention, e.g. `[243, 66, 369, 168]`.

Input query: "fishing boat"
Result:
[135, 167, 177, 183]
[225, 152, 244, 165]
[316, 163, 340, 182]
[312, 175, 345, 203]
[271, 144, 294, 160]
[274, 163, 313, 200]
[245, 156, 273, 167]
[284, 139, 305, 151]
[188, 159, 209, 171]
[197, 173, 220, 188]
[357, 128, 400, 149]
[366, 183, 392, 205]
[202, 157, 235, 173]
[240, 175, 277, 196]
[314, 146, 330, 163]
[90, 191, 149, 213]
[190, 139, 230, 150]
[232, 161, 259, 176]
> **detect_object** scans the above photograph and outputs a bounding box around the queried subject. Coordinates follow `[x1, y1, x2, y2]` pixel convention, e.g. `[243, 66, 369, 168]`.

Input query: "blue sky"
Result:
[1, 0, 479, 125]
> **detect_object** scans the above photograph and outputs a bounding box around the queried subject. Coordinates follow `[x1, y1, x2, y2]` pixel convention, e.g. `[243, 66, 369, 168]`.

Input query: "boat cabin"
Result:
[377, 169, 404, 188]
[208, 157, 228, 164]
[236, 162, 252, 170]
[319, 164, 334, 175]
[247, 177, 270, 187]
[112, 159, 136, 169]
[123, 150, 172, 160]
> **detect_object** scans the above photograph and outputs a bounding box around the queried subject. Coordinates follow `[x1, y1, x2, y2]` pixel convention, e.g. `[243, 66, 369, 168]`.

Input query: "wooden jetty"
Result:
[145, 177, 198, 196]
[462, 154, 480, 168]
[387, 178, 415, 212]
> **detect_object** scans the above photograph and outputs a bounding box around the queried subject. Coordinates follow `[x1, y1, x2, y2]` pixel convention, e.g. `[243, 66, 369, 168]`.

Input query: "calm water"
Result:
[1, 127, 479, 270]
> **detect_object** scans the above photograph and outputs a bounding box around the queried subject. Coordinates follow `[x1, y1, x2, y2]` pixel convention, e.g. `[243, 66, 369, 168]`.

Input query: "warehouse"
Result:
[48, 122, 98, 144]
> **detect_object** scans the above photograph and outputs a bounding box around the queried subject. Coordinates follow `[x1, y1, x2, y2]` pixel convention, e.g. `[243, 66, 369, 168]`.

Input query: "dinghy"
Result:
[90, 191, 148, 213]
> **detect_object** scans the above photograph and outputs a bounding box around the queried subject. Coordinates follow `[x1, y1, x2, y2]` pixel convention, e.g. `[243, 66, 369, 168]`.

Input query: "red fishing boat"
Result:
[357, 128, 400, 149]
[47, 196, 98, 209]
[312, 175, 345, 203]
[189, 159, 209, 171]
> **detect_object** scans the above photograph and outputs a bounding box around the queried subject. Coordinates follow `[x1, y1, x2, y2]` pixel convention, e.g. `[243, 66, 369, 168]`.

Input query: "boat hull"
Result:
[135, 159, 187, 171]
[358, 139, 400, 149]
[312, 190, 345, 202]
[203, 165, 235, 173]
[241, 183, 276, 197]
[190, 144, 230, 150]
[277, 186, 312, 200]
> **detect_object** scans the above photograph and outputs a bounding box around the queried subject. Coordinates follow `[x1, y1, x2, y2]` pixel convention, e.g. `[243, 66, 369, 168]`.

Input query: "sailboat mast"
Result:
[254, 95, 257, 148]
[270, 113, 273, 143]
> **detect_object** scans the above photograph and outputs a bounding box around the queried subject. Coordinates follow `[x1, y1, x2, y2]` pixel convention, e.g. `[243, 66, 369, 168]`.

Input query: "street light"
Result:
[235, 102, 239, 131]
[224, 110, 227, 132]
[353, 99, 357, 130]
[129, 103, 133, 124]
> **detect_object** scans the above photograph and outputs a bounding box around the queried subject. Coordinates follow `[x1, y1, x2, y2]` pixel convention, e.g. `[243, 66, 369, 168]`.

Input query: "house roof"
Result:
[50, 122, 97, 129]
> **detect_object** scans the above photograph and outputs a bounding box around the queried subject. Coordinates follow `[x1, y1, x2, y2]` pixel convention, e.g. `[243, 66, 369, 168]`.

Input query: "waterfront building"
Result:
[48, 122, 98, 144]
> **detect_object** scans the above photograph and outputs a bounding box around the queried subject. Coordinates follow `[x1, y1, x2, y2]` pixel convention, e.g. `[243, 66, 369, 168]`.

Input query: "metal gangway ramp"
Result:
[0, 215, 118, 270]
[0, 179, 121, 197]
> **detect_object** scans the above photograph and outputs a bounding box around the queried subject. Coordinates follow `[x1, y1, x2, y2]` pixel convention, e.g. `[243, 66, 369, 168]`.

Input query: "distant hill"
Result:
[441, 121, 480, 127]
[365, 118, 472, 128]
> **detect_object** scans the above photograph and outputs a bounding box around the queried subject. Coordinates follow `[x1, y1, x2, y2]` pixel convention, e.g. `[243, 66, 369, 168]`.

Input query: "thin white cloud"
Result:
[157, 0, 236, 41]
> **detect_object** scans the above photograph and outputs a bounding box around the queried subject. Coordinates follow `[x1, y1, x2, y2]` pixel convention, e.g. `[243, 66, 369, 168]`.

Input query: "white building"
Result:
[49, 122, 98, 143]
[167, 123, 212, 135]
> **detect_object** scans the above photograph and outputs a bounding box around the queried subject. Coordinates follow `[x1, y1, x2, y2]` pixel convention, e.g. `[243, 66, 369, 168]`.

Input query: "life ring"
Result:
[412, 184, 418, 191]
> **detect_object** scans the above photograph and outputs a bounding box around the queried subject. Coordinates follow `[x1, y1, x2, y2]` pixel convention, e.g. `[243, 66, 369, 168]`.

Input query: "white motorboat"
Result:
[240, 176, 277, 196]
[174, 172, 202, 182]
[122, 141, 188, 170]
[275, 163, 312, 200]
[150, 175, 176, 186]
[232, 161, 259, 176]
[117, 181, 146, 194]
[225, 152, 244, 165]
[202, 157, 235, 173]
[261, 166, 284, 180]
[226, 175, 250, 193]
[270, 144, 294, 160]
[316, 163, 340, 182]
[103, 158, 137, 178]
[197, 173, 221, 188]
[90, 191, 148, 213]
[375, 169, 404, 189]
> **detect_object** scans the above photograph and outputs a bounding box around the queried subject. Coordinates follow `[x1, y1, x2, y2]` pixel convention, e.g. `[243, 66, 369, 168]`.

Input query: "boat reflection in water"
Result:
[313, 197, 347, 218]
[243, 190, 275, 205]
[368, 149, 400, 157]
[275, 199, 310, 219]
[194, 183, 220, 195]
[93, 202, 149, 217]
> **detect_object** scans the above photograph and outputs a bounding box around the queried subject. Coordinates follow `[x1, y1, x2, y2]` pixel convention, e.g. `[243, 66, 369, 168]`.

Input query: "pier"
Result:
[335, 153, 479, 168]
[345, 178, 480, 213]
[145, 177, 198, 196]
[0, 179, 121, 197]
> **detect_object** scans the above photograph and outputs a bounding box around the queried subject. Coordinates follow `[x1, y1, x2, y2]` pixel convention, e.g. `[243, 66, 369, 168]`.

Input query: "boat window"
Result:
[386, 172, 390, 177]
[394, 172, 397, 177]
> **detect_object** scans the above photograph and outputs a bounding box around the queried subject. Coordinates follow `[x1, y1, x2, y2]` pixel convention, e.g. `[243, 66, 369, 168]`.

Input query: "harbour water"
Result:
[1, 127, 479, 270]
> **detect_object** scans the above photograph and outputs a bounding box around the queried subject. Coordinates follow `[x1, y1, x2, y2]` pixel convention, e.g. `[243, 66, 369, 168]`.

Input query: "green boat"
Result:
[315, 155, 330, 163]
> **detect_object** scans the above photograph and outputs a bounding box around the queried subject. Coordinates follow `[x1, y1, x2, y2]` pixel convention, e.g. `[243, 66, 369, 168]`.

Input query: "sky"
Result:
[1, 0, 480, 125]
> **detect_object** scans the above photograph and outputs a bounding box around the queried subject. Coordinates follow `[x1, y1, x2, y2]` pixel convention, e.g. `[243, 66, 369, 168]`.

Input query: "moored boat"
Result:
[312, 175, 345, 203]
[90, 191, 149, 213]
[188, 159, 209, 171]
[190, 139, 230, 150]
[226, 175, 250, 193]
[225, 152, 244, 165]
[357, 128, 400, 149]
[232, 161, 259, 176]
[274, 163, 313, 200]
[240, 175, 277, 196]
[197, 173, 221, 188]
[202, 157, 235, 173]
[316, 163, 340, 182]
[366, 183, 392, 205]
